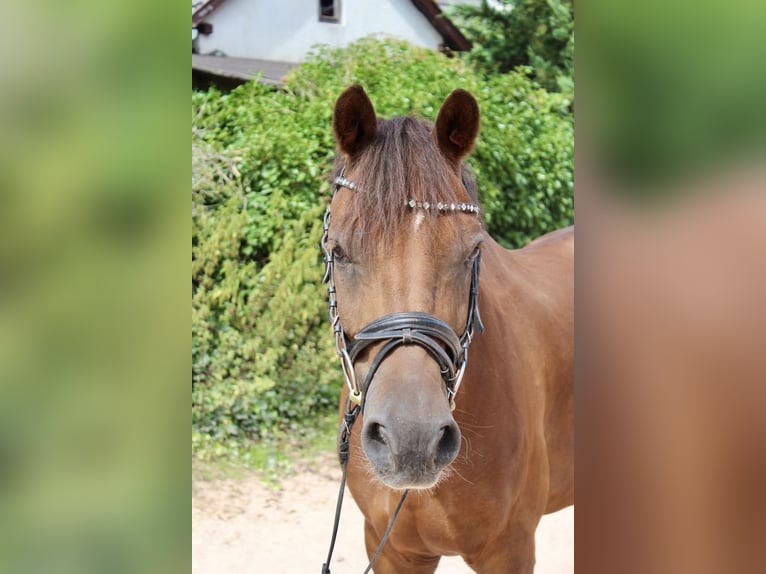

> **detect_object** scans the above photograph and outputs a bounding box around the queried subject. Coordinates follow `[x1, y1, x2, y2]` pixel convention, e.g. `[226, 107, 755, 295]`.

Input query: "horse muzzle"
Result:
[362, 415, 461, 489]
[359, 356, 462, 489]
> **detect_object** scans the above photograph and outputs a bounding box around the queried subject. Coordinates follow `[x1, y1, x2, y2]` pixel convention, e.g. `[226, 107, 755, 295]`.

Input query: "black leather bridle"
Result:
[320, 168, 484, 574]
[321, 170, 484, 415]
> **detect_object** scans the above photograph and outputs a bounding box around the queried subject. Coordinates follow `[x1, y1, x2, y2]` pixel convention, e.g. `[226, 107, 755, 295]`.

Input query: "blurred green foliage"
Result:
[582, 0, 766, 189]
[0, 1, 189, 573]
[447, 0, 574, 97]
[192, 38, 573, 461]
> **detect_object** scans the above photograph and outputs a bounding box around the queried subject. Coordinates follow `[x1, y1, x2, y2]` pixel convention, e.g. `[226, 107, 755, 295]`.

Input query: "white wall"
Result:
[196, 0, 444, 62]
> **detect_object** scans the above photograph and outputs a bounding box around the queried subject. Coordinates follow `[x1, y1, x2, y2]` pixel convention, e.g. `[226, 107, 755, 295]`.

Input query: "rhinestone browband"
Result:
[334, 176, 358, 191]
[406, 199, 480, 214]
[333, 176, 480, 215]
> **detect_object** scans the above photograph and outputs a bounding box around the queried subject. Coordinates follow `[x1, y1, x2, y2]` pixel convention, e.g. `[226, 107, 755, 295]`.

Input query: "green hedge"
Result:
[192, 38, 573, 460]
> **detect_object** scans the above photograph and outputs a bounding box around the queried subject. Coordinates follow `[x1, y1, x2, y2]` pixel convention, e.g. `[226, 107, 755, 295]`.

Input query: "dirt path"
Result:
[193, 453, 573, 573]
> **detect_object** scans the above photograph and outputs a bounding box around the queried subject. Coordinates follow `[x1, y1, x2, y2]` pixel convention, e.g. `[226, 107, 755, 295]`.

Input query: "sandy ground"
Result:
[193, 453, 574, 573]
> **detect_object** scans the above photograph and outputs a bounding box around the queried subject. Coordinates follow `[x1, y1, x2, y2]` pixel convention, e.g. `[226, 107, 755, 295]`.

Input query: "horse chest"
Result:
[349, 463, 513, 553]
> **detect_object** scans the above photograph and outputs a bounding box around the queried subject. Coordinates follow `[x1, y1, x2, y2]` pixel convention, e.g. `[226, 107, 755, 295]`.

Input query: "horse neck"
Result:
[455, 235, 525, 408]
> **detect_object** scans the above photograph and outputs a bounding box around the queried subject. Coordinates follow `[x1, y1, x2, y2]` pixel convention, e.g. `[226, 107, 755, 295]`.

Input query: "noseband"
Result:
[321, 169, 484, 413]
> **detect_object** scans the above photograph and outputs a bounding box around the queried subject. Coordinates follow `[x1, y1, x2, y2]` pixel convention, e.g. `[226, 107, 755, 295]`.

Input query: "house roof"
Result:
[192, 0, 471, 51]
[192, 54, 297, 86]
[192, 0, 227, 26]
[410, 0, 471, 51]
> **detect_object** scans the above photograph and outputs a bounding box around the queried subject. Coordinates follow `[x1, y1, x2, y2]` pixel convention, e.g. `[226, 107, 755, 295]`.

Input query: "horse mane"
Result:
[330, 115, 481, 256]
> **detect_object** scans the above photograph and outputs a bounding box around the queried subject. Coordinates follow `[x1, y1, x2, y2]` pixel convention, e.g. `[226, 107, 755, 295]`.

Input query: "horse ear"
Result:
[433, 89, 480, 167]
[333, 85, 378, 158]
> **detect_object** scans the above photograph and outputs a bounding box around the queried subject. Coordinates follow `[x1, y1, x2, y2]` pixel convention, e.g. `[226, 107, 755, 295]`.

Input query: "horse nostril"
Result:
[362, 420, 395, 468]
[365, 421, 388, 447]
[435, 422, 461, 467]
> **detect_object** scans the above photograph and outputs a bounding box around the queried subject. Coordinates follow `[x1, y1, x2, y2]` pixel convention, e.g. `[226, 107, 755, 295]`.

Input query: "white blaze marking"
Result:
[414, 210, 425, 231]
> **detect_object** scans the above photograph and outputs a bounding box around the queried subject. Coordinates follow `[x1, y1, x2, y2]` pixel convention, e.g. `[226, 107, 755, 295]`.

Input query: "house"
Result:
[192, 0, 471, 88]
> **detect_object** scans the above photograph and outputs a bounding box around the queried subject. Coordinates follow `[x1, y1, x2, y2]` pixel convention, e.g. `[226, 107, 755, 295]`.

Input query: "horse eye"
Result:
[333, 244, 350, 265]
[467, 244, 482, 262]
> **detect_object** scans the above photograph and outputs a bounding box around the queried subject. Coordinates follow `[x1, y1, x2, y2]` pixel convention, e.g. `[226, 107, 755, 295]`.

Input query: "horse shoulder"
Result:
[492, 228, 575, 512]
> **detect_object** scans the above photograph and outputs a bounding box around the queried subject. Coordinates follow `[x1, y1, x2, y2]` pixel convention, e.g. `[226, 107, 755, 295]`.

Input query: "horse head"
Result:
[325, 85, 484, 489]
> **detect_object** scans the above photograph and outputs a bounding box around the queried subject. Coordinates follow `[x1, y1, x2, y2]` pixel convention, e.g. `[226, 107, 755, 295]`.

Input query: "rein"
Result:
[320, 168, 483, 573]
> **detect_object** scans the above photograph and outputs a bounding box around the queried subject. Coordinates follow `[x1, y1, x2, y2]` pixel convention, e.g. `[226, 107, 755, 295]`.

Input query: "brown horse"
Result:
[323, 85, 573, 573]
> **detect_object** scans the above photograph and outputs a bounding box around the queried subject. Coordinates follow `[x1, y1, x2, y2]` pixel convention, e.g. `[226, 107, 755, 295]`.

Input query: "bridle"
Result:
[321, 169, 484, 413]
[320, 167, 484, 574]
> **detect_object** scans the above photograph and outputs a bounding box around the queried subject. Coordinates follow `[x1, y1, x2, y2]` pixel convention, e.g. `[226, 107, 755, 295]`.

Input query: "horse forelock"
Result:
[331, 116, 481, 257]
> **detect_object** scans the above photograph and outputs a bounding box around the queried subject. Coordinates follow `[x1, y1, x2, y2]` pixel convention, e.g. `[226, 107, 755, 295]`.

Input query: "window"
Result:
[319, 0, 340, 23]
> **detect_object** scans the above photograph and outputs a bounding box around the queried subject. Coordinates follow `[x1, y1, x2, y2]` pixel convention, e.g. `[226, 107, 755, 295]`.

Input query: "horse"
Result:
[321, 85, 573, 573]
